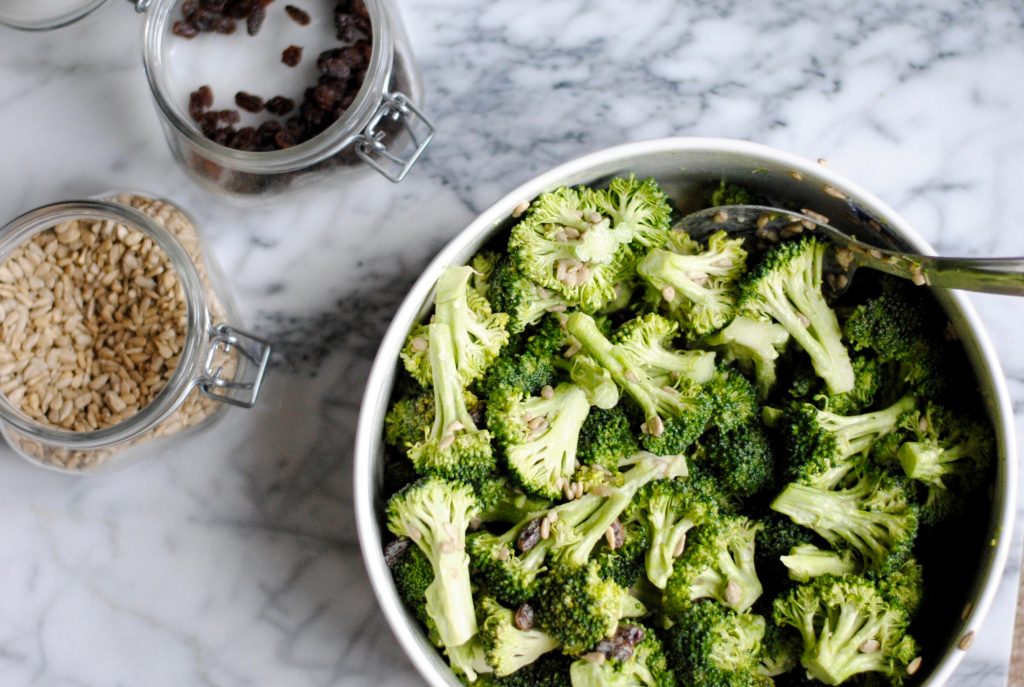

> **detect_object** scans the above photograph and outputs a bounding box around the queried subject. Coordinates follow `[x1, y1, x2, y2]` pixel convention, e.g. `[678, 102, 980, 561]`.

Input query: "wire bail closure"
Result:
[199, 324, 272, 408]
[356, 91, 435, 183]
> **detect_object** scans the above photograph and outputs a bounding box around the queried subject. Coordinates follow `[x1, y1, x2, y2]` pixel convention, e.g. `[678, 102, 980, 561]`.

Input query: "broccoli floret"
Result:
[476, 652, 573, 687]
[781, 544, 858, 583]
[386, 477, 480, 648]
[385, 538, 438, 640]
[489, 382, 592, 498]
[472, 251, 502, 298]
[479, 316, 565, 399]
[559, 354, 621, 409]
[489, 257, 570, 334]
[739, 237, 855, 395]
[703, 367, 759, 434]
[612, 314, 717, 387]
[894, 402, 994, 525]
[628, 478, 719, 589]
[384, 392, 434, 453]
[594, 516, 650, 590]
[771, 466, 918, 575]
[568, 623, 676, 687]
[637, 230, 747, 337]
[758, 622, 801, 677]
[566, 312, 713, 449]
[705, 315, 790, 399]
[843, 277, 963, 400]
[469, 453, 687, 604]
[477, 476, 553, 525]
[782, 395, 917, 488]
[755, 512, 818, 591]
[773, 574, 919, 685]
[408, 324, 496, 482]
[535, 562, 647, 655]
[664, 514, 764, 614]
[637, 395, 713, 457]
[557, 452, 690, 569]
[701, 422, 776, 498]
[822, 354, 883, 415]
[877, 558, 924, 617]
[478, 597, 560, 676]
[710, 180, 758, 207]
[509, 177, 670, 312]
[593, 175, 674, 249]
[402, 265, 510, 386]
[577, 406, 639, 470]
[666, 601, 772, 687]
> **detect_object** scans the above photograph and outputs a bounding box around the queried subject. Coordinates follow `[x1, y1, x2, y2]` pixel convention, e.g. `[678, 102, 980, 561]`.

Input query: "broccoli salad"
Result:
[380, 176, 994, 686]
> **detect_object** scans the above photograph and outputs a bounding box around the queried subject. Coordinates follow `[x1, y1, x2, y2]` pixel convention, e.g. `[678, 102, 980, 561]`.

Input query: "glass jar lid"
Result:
[0, 0, 113, 30]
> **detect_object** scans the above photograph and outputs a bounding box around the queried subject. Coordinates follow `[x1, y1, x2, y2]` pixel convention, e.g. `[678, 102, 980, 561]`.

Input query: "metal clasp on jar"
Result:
[356, 92, 435, 183]
[198, 324, 272, 408]
[129, 0, 153, 12]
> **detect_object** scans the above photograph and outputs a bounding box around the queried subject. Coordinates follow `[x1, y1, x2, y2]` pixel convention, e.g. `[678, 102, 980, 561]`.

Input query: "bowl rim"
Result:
[353, 136, 1017, 687]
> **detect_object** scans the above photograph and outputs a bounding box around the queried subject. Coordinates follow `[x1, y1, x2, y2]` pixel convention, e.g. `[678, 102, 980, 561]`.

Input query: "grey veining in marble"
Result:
[1, 0, 1023, 685]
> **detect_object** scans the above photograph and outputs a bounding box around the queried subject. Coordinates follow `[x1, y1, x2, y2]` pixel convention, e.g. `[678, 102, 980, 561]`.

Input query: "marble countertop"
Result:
[1, 1, 1023, 685]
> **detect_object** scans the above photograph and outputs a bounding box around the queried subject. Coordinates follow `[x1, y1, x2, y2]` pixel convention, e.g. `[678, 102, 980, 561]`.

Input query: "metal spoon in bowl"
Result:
[676, 205, 1024, 297]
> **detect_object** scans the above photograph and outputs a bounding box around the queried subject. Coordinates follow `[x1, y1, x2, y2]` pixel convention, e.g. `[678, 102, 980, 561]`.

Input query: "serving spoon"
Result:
[676, 205, 1024, 297]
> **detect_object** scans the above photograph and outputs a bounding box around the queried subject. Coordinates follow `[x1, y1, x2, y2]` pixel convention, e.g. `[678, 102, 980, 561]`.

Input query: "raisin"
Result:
[223, 0, 256, 18]
[516, 519, 542, 553]
[334, 12, 360, 42]
[383, 538, 411, 568]
[338, 45, 366, 70]
[265, 96, 296, 116]
[514, 604, 535, 631]
[181, 0, 198, 17]
[200, 0, 227, 9]
[273, 130, 295, 149]
[316, 49, 351, 80]
[235, 91, 264, 113]
[200, 112, 221, 135]
[285, 116, 307, 138]
[351, 0, 368, 20]
[213, 126, 236, 146]
[172, 20, 200, 38]
[282, 45, 303, 67]
[188, 88, 211, 121]
[313, 83, 342, 110]
[213, 17, 237, 33]
[230, 126, 258, 150]
[218, 109, 241, 124]
[246, 5, 265, 35]
[284, 4, 311, 25]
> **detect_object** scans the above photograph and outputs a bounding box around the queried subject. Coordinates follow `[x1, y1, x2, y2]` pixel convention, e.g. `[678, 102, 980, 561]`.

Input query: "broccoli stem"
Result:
[828, 395, 916, 457]
[566, 313, 663, 426]
[781, 545, 858, 583]
[898, 441, 966, 485]
[426, 324, 478, 441]
[645, 511, 695, 590]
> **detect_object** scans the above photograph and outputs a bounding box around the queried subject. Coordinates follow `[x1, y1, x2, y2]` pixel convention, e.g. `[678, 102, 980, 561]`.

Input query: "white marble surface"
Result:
[0, 0, 1022, 685]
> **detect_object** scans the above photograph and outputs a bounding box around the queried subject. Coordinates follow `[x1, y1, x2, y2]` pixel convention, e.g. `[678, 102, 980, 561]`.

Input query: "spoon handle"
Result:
[853, 251, 1024, 296]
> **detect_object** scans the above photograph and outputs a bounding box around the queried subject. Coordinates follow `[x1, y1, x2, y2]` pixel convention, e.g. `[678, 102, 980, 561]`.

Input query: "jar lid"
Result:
[0, 0, 111, 31]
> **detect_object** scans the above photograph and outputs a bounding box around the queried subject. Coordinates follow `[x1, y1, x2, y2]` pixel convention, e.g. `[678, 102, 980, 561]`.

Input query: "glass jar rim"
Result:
[0, 199, 208, 449]
[142, 0, 394, 175]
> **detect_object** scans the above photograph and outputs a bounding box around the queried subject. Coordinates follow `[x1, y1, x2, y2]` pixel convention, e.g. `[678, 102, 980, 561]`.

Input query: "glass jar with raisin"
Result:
[2, 0, 434, 202]
[0, 191, 271, 473]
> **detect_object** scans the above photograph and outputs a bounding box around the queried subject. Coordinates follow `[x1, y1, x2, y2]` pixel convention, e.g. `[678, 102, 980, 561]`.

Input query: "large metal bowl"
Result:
[354, 138, 1017, 686]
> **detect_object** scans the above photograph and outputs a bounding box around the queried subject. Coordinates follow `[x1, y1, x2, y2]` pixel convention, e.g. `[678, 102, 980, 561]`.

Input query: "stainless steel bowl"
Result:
[354, 137, 1017, 687]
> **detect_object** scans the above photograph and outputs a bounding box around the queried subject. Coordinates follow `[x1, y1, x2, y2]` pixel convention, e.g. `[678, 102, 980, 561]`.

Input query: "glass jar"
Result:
[0, 192, 271, 473]
[0, 0, 434, 201]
